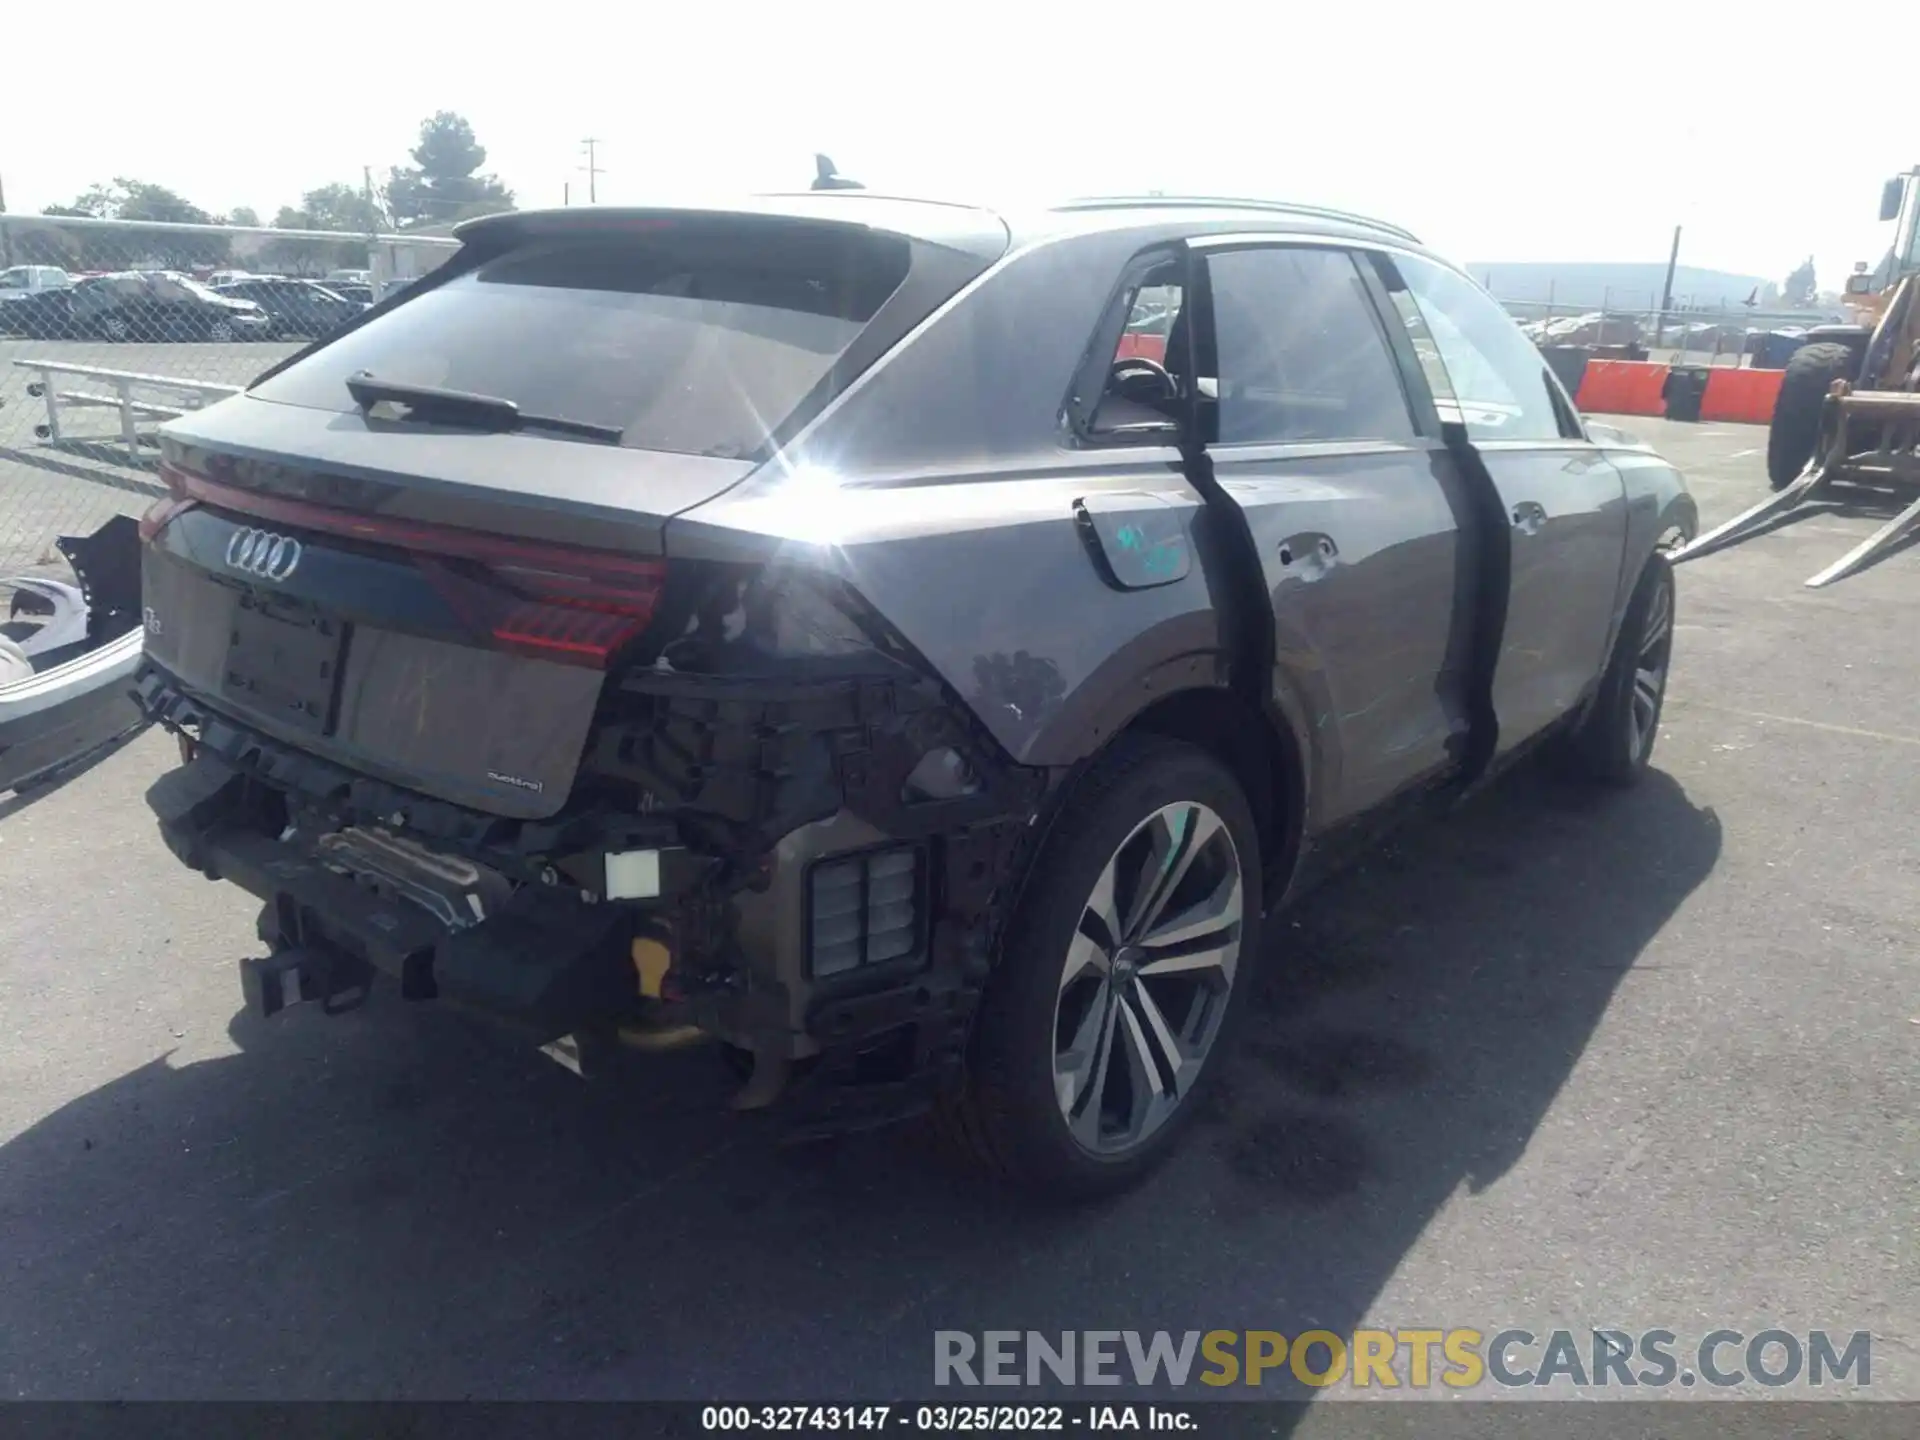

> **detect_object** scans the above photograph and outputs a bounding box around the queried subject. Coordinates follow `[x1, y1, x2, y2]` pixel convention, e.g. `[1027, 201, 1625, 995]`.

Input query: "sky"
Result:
[4, 0, 1912, 292]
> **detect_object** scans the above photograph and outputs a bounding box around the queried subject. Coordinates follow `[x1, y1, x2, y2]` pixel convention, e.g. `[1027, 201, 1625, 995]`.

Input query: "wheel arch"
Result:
[1102, 680, 1309, 904]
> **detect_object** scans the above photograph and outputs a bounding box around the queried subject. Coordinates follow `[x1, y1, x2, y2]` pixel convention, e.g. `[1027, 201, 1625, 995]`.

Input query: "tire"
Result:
[100, 315, 131, 342]
[207, 320, 235, 343]
[1558, 553, 1675, 787]
[1766, 341, 1859, 490]
[937, 734, 1263, 1200]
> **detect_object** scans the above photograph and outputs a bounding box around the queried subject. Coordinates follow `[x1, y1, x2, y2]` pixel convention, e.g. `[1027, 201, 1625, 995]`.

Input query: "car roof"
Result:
[455, 192, 1430, 266]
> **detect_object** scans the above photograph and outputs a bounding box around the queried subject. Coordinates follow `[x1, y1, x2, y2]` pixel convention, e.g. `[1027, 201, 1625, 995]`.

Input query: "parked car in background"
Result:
[213, 276, 368, 340]
[323, 281, 375, 305]
[136, 195, 1698, 1199]
[0, 265, 73, 296]
[69, 272, 272, 342]
[0, 284, 80, 339]
[1521, 312, 1645, 348]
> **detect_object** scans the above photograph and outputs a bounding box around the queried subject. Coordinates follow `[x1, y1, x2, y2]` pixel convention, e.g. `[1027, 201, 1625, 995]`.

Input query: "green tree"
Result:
[263, 184, 385, 274]
[386, 112, 515, 228]
[226, 206, 261, 227]
[1783, 256, 1817, 307]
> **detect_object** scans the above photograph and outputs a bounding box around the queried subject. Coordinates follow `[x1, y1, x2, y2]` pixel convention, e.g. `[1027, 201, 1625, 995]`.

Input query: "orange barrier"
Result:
[1115, 333, 1167, 365]
[1699, 366, 1786, 426]
[1573, 359, 1670, 418]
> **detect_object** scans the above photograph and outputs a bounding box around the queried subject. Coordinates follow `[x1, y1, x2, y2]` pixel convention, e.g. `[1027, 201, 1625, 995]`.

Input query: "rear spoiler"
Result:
[452, 200, 1011, 263]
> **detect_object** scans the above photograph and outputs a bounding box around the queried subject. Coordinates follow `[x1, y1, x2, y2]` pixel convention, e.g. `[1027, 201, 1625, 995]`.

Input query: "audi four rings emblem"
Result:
[225, 527, 302, 581]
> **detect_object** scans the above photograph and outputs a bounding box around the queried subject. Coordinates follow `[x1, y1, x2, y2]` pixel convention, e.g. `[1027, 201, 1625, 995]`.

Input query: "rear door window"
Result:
[250, 225, 914, 458]
[1205, 247, 1416, 445]
[1382, 253, 1573, 441]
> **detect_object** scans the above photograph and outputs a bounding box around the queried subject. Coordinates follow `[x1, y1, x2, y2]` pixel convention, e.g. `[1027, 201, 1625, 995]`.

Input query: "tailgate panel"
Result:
[143, 545, 603, 820]
[225, 595, 345, 736]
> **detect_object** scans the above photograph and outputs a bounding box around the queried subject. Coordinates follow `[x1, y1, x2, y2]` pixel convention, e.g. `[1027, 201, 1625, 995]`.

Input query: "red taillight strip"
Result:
[137, 495, 197, 543]
[158, 460, 666, 580]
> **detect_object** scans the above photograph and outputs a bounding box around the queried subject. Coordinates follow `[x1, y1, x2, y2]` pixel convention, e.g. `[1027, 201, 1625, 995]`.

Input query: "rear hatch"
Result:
[144, 206, 995, 820]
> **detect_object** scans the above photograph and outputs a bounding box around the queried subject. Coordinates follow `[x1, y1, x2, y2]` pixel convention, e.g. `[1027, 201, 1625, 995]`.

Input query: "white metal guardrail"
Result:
[10, 360, 240, 464]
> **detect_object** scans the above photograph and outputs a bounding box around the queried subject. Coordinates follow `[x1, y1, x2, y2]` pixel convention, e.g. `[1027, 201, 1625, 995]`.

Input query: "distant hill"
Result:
[1467, 261, 1774, 310]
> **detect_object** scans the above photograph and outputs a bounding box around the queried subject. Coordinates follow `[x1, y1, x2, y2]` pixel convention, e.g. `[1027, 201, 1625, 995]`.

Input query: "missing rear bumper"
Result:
[138, 652, 1051, 1132]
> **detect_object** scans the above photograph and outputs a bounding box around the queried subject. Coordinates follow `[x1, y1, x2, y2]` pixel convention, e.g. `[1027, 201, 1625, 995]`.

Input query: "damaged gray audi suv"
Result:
[134, 194, 1696, 1197]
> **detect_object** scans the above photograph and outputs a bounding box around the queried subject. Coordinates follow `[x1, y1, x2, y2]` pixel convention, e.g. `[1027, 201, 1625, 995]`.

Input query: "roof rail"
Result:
[1052, 195, 1420, 244]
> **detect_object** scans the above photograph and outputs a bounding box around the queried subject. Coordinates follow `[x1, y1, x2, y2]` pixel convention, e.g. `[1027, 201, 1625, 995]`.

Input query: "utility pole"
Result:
[564, 182, 571, 206]
[1656, 224, 1682, 347]
[362, 165, 381, 279]
[580, 139, 603, 204]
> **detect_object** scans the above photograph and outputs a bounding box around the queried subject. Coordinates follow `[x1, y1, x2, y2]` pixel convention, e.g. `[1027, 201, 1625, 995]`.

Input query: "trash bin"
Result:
[1663, 366, 1710, 423]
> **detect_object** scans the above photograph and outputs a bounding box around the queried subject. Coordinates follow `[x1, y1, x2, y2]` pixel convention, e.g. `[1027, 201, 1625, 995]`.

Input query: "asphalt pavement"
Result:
[0, 420, 1914, 1411]
[0, 340, 296, 572]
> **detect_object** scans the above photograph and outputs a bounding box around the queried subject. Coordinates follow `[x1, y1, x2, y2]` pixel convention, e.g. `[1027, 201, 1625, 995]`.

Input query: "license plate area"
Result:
[223, 593, 347, 736]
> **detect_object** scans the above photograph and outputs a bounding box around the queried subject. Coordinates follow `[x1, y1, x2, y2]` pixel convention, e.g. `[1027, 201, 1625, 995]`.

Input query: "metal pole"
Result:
[0, 173, 11, 267]
[1657, 224, 1682, 354]
[581, 139, 602, 203]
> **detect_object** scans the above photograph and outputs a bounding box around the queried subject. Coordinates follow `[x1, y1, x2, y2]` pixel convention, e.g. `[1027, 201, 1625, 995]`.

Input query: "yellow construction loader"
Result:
[1675, 166, 1920, 586]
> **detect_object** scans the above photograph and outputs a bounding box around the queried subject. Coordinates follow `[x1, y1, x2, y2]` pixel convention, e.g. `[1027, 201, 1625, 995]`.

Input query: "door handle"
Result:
[1511, 501, 1547, 536]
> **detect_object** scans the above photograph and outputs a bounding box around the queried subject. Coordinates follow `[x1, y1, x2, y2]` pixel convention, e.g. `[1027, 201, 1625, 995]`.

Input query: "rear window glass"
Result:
[250, 227, 913, 457]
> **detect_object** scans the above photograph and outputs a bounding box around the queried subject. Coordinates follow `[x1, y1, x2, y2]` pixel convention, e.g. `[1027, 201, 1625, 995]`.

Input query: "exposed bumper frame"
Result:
[134, 654, 1052, 1132]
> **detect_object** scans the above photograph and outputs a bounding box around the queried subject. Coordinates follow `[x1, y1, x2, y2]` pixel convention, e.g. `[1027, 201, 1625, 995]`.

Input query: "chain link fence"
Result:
[1489, 287, 1847, 367]
[0, 214, 455, 602]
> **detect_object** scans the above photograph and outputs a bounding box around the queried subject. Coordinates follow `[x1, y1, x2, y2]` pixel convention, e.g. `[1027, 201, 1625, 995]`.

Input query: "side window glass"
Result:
[1116, 284, 1178, 365]
[1388, 253, 1568, 442]
[1206, 247, 1415, 446]
[1382, 287, 1458, 409]
[1087, 265, 1188, 439]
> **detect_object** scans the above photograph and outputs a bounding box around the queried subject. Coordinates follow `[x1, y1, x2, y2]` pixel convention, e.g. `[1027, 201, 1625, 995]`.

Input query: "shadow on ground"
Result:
[0, 725, 150, 820]
[0, 762, 1719, 1404]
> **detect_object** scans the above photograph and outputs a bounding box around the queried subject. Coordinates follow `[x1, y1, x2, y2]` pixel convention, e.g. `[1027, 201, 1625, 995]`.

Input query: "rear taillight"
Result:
[463, 558, 667, 667]
[139, 462, 198, 541]
[164, 458, 667, 669]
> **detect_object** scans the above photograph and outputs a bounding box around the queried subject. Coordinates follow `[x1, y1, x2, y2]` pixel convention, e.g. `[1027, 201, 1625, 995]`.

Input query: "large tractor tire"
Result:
[1766, 342, 1861, 490]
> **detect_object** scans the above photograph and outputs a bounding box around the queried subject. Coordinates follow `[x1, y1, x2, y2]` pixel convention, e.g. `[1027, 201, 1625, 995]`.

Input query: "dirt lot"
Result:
[0, 419, 1913, 1409]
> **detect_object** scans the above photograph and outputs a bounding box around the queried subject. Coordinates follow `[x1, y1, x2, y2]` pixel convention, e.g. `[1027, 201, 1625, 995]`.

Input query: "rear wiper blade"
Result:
[344, 371, 623, 443]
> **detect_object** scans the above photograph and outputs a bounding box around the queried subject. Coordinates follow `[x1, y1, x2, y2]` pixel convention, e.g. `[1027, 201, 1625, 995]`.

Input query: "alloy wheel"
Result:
[1628, 573, 1674, 761]
[1052, 801, 1244, 1156]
